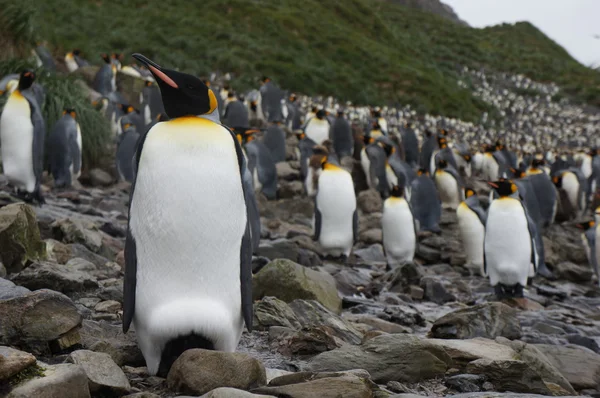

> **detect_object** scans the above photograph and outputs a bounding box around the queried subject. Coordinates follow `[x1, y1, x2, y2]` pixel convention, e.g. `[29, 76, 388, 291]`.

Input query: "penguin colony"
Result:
[2, 48, 600, 376]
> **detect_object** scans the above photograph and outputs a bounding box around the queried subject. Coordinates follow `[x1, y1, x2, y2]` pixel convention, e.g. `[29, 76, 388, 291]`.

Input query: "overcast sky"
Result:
[445, 0, 600, 67]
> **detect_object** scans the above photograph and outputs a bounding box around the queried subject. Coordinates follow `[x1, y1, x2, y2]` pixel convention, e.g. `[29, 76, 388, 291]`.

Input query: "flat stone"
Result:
[94, 300, 121, 313]
[0, 203, 46, 273]
[252, 374, 373, 398]
[0, 346, 36, 381]
[68, 349, 130, 394]
[466, 358, 551, 395]
[0, 277, 30, 300]
[535, 343, 600, 389]
[51, 219, 103, 253]
[12, 261, 98, 294]
[7, 363, 90, 398]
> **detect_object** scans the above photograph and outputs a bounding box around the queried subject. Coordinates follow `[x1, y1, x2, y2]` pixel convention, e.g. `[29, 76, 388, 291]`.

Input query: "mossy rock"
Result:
[0, 204, 46, 274]
[253, 259, 342, 314]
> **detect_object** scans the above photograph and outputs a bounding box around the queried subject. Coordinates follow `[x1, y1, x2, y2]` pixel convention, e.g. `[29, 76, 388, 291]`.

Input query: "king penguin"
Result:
[578, 220, 599, 287]
[331, 110, 354, 159]
[116, 118, 140, 183]
[240, 129, 278, 200]
[457, 188, 487, 276]
[123, 54, 259, 377]
[304, 109, 330, 145]
[262, 121, 287, 163]
[485, 179, 538, 298]
[410, 168, 442, 234]
[434, 159, 463, 210]
[48, 108, 82, 188]
[382, 183, 416, 268]
[93, 53, 117, 96]
[0, 70, 46, 203]
[314, 157, 358, 258]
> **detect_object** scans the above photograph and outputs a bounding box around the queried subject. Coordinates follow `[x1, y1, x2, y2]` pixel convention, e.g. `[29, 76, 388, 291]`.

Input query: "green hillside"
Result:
[5, 0, 600, 121]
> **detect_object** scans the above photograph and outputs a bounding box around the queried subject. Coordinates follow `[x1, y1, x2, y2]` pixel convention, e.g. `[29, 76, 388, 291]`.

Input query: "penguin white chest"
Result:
[305, 120, 329, 145]
[129, 118, 247, 373]
[435, 171, 460, 209]
[382, 197, 415, 267]
[457, 203, 485, 274]
[385, 164, 398, 189]
[483, 155, 499, 180]
[562, 172, 580, 212]
[65, 55, 78, 72]
[484, 198, 531, 287]
[360, 148, 373, 189]
[0, 92, 36, 192]
[316, 168, 356, 257]
[70, 122, 83, 182]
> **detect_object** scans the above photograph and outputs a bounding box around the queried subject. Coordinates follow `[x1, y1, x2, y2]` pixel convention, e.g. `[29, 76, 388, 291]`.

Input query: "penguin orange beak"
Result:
[487, 182, 499, 188]
[132, 53, 178, 89]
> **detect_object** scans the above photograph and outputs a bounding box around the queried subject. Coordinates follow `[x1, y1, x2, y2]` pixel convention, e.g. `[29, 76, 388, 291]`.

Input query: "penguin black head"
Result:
[378, 141, 395, 157]
[337, 110, 344, 117]
[312, 145, 329, 156]
[577, 220, 595, 231]
[510, 167, 526, 179]
[531, 158, 545, 168]
[101, 53, 111, 64]
[464, 187, 476, 198]
[295, 131, 306, 140]
[316, 110, 326, 119]
[63, 108, 76, 119]
[417, 168, 429, 176]
[372, 110, 381, 118]
[488, 179, 517, 197]
[437, 159, 448, 169]
[438, 137, 448, 149]
[132, 53, 217, 119]
[439, 128, 448, 137]
[289, 93, 297, 102]
[227, 91, 235, 99]
[390, 185, 405, 198]
[463, 154, 472, 163]
[483, 144, 495, 153]
[552, 174, 562, 188]
[73, 49, 82, 56]
[18, 70, 35, 91]
[363, 135, 375, 146]
[120, 104, 138, 114]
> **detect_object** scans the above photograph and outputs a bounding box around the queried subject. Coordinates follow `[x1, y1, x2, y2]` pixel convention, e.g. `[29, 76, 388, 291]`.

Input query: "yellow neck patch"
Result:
[208, 89, 218, 114]
[323, 163, 343, 172]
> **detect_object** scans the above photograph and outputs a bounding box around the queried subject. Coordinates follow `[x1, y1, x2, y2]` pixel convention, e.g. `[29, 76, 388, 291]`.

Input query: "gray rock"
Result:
[257, 239, 300, 263]
[88, 168, 114, 187]
[333, 267, 373, 296]
[553, 261, 593, 283]
[278, 181, 304, 199]
[276, 162, 300, 181]
[416, 244, 442, 264]
[427, 338, 516, 367]
[447, 394, 579, 398]
[253, 259, 342, 314]
[167, 349, 267, 396]
[0, 278, 30, 300]
[383, 263, 424, 292]
[0, 346, 36, 381]
[359, 228, 382, 244]
[277, 326, 343, 356]
[343, 314, 411, 334]
[123, 393, 161, 398]
[265, 368, 293, 383]
[52, 219, 103, 253]
[69, 244, 111, 268]
[7, 363, 90, 398]
[80, 320, 144, 367]
[466, 358, 551, 395]
[12, 261, 98, 293]
[0, 289, 82, 355]
[267, 369, 371, 386]
[357, 190, 383, 214]
[420, 276, 456, 304]
[202, 387, 276, 397]
[289, 300, 363, 344]
[45, 239, 72, 264]
[0, 263, 6, 278]
[0, 203, 46, 274]
[94, 300, 121, 313]
[68, 350, 130, 394]
[354, 244, 386, 262]
[531, 322, 565, 335]
[308, 334, 452, 383]
[252, 374, 373, 398]
[535, 343, 600, 389]
[254, 296, 302, 330]
[446, 374, 485, 393]
[430, 302, 521, 340]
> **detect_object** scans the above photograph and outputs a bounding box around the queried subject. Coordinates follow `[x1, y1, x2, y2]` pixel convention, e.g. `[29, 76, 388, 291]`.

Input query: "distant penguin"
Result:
[482, 144, 501, 181]
[430, 136, 457, 175]
[526, 158, 546, 176]
[485, 179, 538, 298]
[512, 168, 557, 229]
[242, 129, 278, 200]
[64, 49, 88, 72]
[382, 184, 416, 268]
[123, 54, 259, 377]
[314, 158, 358, 258]
[262, 122, 287, 163]
[0, 70, 45, 203]
[285, 93, 302, 130]
[223, 96, 250, 130]
[434, 159, 463, 210]
[361, 136, 390, 198]
[296, 131, 317, 180]
[93, 54, 117, 95]
[305, 146, 329, 197]
[116, 122, 140, 183]
[400, 123, 419, 167]
[48, 108, 82, 188]
[331, 110, 353, 159]
[118, 105, 145, 136]
[410, 169, 442, 234]
[419, 130, 437, 170]
[140, 82, 165, 125]
[553, 169, 586, 218]
[0, 73, 19, 96]
[259, 77, 284, 123]
[304, 110, 330, 145]
[33, 44, 57, 72]
[246, 89, 266, 125]
[578, 220, 599, 286]
[457, 188, 487, 276]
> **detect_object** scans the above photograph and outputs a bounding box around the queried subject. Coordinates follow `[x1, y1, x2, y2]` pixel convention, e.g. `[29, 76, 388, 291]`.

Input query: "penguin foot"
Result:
[537, 263, 555, 280]
[157, 333, 214, 378]
[513, 284, 525, 298]
[494, 284, 506, 300]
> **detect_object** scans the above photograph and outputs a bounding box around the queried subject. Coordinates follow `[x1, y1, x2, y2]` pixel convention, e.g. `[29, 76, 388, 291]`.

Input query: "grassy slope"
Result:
[22, 0, 600, 121]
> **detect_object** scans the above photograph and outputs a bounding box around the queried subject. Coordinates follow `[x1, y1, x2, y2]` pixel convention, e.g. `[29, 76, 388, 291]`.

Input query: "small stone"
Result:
[278, 181, 304, 199]
[445, 374, 484, 393]
[45, 239, 73, 264]
[409, 286, 424, 300]
[52, 219, 103, 253]
[357, 190, 383, 214]
[0, 346, 36, 381]
[254, 296, 302, 330]
[88, 168, 113, 187]
[252, 374, 373, 398]
[201, 387, 276, 397]
[68, 350, 130, 394]
[94, 300, 121, 313]
[7, 363, 90, 398]
[0, 277, 30, 300]
[12, 261, 99, 294]
[420, 276, 456, 304]
[122, 393, 161, 398]
[0, 203, 46, 273]
[167, 349, 267, 396]
[257, 239, 300, 263]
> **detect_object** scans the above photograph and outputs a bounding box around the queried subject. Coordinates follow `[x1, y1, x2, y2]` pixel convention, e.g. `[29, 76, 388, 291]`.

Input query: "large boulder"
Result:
[552, 261, 593, 283]
[0, 346, 36, 381]
[253, 259, 341, 313]
[466, 358, 551, 395]
[430, 303, 522, 340]
[535, 343, 600, 389]
[0, 278, 30, 300]
[289, 300, 363, 344]
[68, 350, 130, 395]
[0, 289, 82, 354]
[7, 363, 90, 398]
[167, 349, 267, 396]
[252, 374, 373, 398]
[12, 261, 98, 293]
[0, 203, 46, 274]
[308, 334, 452, 383]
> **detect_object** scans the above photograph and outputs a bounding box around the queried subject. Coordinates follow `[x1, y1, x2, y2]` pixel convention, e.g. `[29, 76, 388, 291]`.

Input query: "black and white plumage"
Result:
[48, 110, 82, 188]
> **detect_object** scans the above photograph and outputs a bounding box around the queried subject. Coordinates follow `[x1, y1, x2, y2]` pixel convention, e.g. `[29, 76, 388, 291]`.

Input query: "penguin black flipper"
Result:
[520, 201, 539, 274]
[23, 90, 46, 203]
[314, 196, 322, 241]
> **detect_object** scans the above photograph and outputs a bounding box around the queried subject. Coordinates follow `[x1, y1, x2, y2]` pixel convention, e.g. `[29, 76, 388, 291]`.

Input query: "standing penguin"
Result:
[400, 123, 419, 167]
[314, 157, 358, 258]
[223, 96, 250, 130]
[304, 110, 330, 145]
[116, 120, 140, 183]
[410, 169, 442, 234]
[457, 188, 487, 276]
[485, 179, 538, 298]
[296, 131, 317, 180]
[242, 129, 278, 200]
[0, 70, 45, 203]
[434, 159, 463, 210]
[578, 220, 599, 286]
[331, 110, 354, 159]
[382, 183, 416, 268]
[262, 122, 287, 163]
[140, 82, 165, 125]
[64, 49, 88, 72]
[123, 54, 259, 377]
[93, 54, 117, 96]
[48, 108, 82, 188]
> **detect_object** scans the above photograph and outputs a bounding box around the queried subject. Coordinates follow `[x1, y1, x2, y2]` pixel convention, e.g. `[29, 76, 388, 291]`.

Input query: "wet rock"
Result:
[343, 314, 411, 334]
[94, 300, 121, 313]
[252, 374, 373, 398]
[383, 263, 424, 293]
[0, 346, 36, 381]
[253, 259, 342, 314]
[333, 267, 373, 296]
[254, 296, 302, 330]
[80, 320, 144, 367]
[257, 239, 300, 262]
[446, 374, 485, 393]
[535, 343, 600, 389]
[415, 244, 442, 264]
[276, 162, 300, 181]
[357, 190, 382, 214]
[45, 239, 72, 264]
[466, 358, 551, 395]
[12, 261, 99, 293]
[420, 276, 456, 304]
[201, 388, 276, 397]
[359, 228, 382, 244]
[430, 302, 521, 340]
[68, 350, 130, 395]
[0, 203, 46, 274]
[289, 300, 363, 344]
[279, 326, 343, 356]
[354, 244, 386, 263]
[553, 261, 593, 283]
[52, 219, 103, 253]
[0, 289, 82, 354]
[6, 363, 90, 398]
[167, 349, 267, 395]
[88, 168, 114, 187]
[308, 334, 452, 383]
[0, 278, 30, 300]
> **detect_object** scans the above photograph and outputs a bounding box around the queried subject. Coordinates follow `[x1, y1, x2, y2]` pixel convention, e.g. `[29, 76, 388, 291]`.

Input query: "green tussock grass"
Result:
[0, 59, 111, 169]
[0, 0, 37, 59]
[5, 0, 600, 122]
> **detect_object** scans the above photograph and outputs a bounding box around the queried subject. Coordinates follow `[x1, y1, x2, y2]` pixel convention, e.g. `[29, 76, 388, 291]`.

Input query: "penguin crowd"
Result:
[2, 49, 600, 376]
